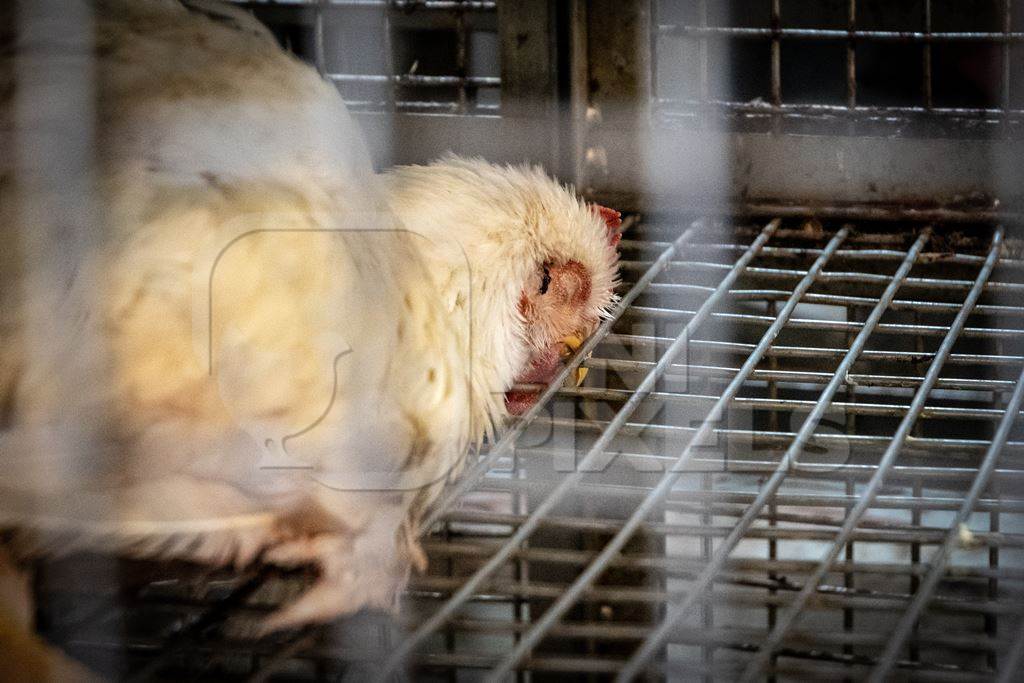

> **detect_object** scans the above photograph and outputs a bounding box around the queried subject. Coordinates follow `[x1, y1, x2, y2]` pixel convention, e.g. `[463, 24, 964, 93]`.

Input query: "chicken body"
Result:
[0, 0, 619, 631]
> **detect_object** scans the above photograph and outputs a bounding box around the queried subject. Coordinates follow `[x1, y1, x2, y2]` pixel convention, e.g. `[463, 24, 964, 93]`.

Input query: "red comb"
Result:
[593, 204, 623, 247]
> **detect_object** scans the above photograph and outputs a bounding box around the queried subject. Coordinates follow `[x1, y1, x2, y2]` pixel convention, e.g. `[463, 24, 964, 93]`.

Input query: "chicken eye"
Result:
[539, 265, 551, 294]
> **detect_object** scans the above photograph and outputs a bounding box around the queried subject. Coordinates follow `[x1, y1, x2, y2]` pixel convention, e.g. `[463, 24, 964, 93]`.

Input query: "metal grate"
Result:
[33, 213, 1024, 681]
[387, 214, 1024, 680]
[231, 0, 500, 115]
[653, 0, 1024, 137]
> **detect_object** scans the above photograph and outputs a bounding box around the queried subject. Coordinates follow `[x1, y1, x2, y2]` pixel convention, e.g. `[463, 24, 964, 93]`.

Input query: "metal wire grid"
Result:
[653, 0, 1024, 136]
[231, 0, 500, 114]
[378, 215, 1024, 680]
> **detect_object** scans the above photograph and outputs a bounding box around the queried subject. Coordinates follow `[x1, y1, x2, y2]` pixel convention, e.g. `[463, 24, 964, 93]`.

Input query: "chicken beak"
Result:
[560, 335, 590, 387]
[561, 335, 583, 356]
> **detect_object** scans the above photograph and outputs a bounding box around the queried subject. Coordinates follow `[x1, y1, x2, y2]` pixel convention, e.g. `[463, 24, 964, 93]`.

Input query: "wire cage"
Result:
[237, 0, 501, 115]
[17, 0, 1024, 681]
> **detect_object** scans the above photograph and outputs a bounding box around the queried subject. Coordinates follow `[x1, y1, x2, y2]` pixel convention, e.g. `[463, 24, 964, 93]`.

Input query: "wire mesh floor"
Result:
[34, 214, 1024, 681]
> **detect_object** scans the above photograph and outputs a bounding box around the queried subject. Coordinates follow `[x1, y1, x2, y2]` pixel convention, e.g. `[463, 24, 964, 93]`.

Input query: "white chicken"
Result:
[0, 0, 621, 642]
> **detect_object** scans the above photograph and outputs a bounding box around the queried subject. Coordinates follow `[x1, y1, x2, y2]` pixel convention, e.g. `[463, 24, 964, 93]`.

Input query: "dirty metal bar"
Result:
[313, 0, 326, 75]
[869, 361, 1024, 680]
[329, 74, 501, 87]
[651, 260, 1024, 294]
[615, 331, 1024, 360]
[618, 284, 1024, 317]
[445, 508, 1024, 547]
[552, 386, 1022, 422]
[538, 416, 1024, 456]
[923, 0, 933, 109]
[626, 304, 1024, 339]
[657, 99, 1024, 123]
[394, 618, 1013, 655]
[622, 242, 1024, 270]
[488, 228, 851, 681]
[1004, 0, 1012, 115]
[698, 0, 708, 124]
[381, 221, 760, 677]
[423, 538, 1024, 582]
[410, 565, 1024, 616]
[455, 3, 467, 114]
[735, 203, 1022, 223]
[738, 227, 1006, 682]
[999, 618, 1024, 683]
[490, 453, 1024, 488]
[621, 304, 1022, 339]
[402, 585, 1021, 626]
[416, 221, 702, 535]
[498, 0, 557, 123]
[382, 3, 395, 113]
[638, 360, 1015, 393]
[618, 229, 931, 681]
[379, 220, 780, 680]
[344, 99, 498, 112]
[656, 25, 1024, 43]
[847, 0, 856, 110]
[589, 342, 1024, 368]
[770, 0, 782, 109]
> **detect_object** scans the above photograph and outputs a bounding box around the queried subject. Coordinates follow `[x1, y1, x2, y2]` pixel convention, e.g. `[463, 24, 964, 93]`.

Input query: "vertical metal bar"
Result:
[868, 359, 1024, 680]
[455, 5, 468, 114]
[989, 481, 1001, 670]
[698, 0, 708, 126]
[701, 470, 713, 683]
[923, 0, 933, 109]
[619, 229, 933, 681]
[767, 497, 779, 683]
[1003, 0, 1012, 128]
[583, 0, 651, 198]
[497, 0, 561, 168]
[766, 299, 779, 434]
[442, 516, 456, 681]
[911, 310, 925, 671]
[766, 298, 779, 683]
[843, 305, 858, 673]
[314, 0, 327, 75]
[497, 0, 555, 120]
[990, 337, 1005, 671]
[909, 476, 922, 664]
[513, 447, 529, 683]
[999, 616, 1024, 683]
[770, 0, 781, 105]
[488, 227, 849, 683]
[739, 228, 1005, 683]
[383, 4, 396, 113]
[843, 476, 855, 669]
[568, 0, 589, 186]
[8, 3, 122, 674]
[846, 0, 856, 110]
[380, 221, 716, 679]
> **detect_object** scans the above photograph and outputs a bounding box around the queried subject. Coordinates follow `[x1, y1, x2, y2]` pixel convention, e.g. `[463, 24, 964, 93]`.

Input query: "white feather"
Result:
[0, 0, 619, 632]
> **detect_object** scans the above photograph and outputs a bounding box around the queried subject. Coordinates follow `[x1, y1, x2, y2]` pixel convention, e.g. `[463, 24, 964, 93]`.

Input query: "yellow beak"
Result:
[561, 335, 590, 386]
